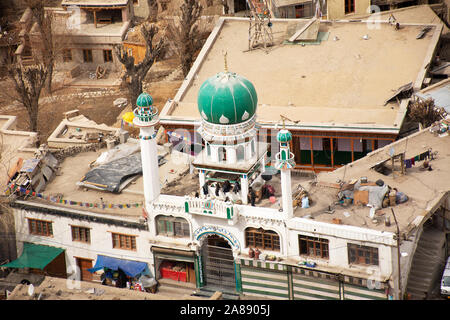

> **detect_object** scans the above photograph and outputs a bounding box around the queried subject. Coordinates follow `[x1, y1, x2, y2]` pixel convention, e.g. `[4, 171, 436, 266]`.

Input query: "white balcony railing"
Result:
[184, 196, 238, 225]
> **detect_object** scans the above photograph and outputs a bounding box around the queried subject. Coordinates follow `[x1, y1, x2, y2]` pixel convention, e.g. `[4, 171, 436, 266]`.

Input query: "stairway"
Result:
[192, 286, 241, 300]
[156, 278, 198, 298]
[405, 225, 446, 300]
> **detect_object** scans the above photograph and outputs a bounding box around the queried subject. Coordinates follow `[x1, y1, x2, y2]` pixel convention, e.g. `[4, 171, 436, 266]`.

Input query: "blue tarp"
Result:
[87, 255, 148, 277]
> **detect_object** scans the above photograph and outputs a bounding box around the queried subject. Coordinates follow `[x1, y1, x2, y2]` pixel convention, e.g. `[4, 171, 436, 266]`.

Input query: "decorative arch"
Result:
[193, 225, 241, 252]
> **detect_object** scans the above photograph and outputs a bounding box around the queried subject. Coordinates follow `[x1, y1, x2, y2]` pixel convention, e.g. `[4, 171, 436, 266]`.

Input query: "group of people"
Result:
[198, 180, 242, 199]
[195, 179, 275, 207]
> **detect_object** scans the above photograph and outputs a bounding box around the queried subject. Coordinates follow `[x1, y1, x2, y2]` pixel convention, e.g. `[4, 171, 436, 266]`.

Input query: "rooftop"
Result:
[61, 0, 129, 7]
[162, 17, 441, 132]
[6, 114, 190, 221]
[297, 120, 450, 236]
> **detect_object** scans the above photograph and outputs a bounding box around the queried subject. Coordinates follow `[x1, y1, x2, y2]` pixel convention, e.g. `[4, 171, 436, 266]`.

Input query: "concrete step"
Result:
[409, 264, 436, 275]
[407, 273, 433, 285]
[411, 258, 441, 269]
[407, 282, 430, 294]
[192, 286, 240, 300]
[157, 278, 196, 290]
[156, 285, 196, 297]
[416, 242, 442, 252]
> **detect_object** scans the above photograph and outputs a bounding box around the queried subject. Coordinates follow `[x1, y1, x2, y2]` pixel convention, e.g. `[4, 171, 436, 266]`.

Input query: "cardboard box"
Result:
[354, 190, 369, 205]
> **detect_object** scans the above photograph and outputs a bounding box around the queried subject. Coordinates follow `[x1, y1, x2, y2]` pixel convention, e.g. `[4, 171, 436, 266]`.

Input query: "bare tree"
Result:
[114, 23, 166, 108]
[23, 0, 55, 94]
[8, 63, 48, 135]
[407, 98, 445, 129]
[147, 0, 159, 22]
[167, 0, 204, 78]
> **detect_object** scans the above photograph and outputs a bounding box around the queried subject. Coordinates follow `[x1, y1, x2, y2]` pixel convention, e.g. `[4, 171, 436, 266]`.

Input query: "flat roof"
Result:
[61, 0, 129, 7]
[162, 18, 442, 132]
[300, 122, 450, 235]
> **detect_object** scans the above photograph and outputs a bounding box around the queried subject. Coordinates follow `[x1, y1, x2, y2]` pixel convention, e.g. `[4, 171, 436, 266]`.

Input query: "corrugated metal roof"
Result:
[415, 81, 450, 113]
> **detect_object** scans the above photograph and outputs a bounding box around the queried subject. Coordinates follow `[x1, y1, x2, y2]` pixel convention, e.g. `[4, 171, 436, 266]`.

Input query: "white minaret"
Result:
[133, 93, 160, 203]
[274, 126, 296, 218]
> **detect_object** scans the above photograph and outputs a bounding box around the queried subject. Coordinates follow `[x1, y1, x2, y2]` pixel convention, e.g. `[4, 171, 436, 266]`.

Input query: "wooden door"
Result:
[76, 258, 93, 282]
[186, 262, 196, 284]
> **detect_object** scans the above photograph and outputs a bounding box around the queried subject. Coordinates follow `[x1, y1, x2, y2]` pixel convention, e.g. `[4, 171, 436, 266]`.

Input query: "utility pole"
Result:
[391, 208, 402, 300]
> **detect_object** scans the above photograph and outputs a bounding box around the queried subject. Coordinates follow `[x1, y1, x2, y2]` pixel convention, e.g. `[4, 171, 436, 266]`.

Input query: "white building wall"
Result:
[286, 217, 396, 282]
[13, 207, 153, 280]
[13, 192, 399, 295]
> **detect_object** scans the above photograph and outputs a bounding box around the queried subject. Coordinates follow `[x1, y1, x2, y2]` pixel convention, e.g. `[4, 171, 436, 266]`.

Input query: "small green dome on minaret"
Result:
[277, 129, 292, 143]
[136, 93, 153, 108]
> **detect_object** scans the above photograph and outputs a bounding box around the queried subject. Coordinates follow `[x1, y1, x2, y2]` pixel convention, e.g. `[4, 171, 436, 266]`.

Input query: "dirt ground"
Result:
[0, 57, 183, 143]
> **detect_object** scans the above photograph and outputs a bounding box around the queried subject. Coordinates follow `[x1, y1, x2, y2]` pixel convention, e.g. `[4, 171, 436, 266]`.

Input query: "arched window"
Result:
[236, 145, 245, 161]
[245, 227, 280, 251]
[251, 140, 255, 155]
[206, 143, 211, 157]
[156, 215, 190, 238]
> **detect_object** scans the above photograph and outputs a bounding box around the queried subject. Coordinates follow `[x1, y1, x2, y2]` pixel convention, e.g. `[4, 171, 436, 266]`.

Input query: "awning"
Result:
[152, 246, 196, 263]
[2, 243, 64, 270]
[87, 255, 148, 277]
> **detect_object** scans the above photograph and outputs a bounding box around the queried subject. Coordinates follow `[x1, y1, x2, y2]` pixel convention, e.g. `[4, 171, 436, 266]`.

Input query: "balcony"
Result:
[183, 196, 239, 225]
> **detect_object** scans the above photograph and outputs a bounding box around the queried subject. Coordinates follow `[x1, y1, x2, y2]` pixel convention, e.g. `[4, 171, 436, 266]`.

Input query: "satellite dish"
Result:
[27, 284, 35, 297]
[389, 147, 395, 157]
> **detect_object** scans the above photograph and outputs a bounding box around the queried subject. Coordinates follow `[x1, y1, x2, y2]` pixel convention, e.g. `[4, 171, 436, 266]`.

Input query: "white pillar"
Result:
[227, 147, 237, 164]
[241, 175, 248, 204]
[211, 145, 219, 162]
[280, 169, 293, 218]
[140, 126, 160, 203]
[199, 169, 206, 196]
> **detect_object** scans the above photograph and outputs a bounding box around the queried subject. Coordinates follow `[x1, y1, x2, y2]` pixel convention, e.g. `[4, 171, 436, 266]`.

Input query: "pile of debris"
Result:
[6, 145, 59, 194]
[336, 177, 408, 220]
[429, 119, 449, 137]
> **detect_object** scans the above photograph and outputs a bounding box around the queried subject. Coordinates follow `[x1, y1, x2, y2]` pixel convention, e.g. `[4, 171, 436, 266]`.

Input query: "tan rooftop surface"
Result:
[7, 276, 203, 300]
[354, 5, 450, 35]
[61, 0, 129, 6]
[30, 146, 190, 219]
[296, 127, 450, 235]
[170, 19, 438, 128]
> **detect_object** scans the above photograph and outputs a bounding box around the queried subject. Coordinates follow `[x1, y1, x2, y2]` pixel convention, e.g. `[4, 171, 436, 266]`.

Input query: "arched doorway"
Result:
[201, 235, 236, 292]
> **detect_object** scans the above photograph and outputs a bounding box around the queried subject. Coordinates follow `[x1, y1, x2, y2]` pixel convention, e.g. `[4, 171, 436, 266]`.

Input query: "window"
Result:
[345, 0, 355, 14]
[295, 4, 305, 18]
[63, 49, 72, 62]
[245, 228, 280, 251]
[28, 218, 53, 237]
[103, 49, 113, 63]
[299, 235, 329, 259]
[71, 226, 91, 243]
[348, 243, 379, 266]
[83, 49, 93, 63]
[156, 216, 190, 238]
[160, 2, 168, 11]
[133, 0, 139, 4]
[112, 233, 137, 250]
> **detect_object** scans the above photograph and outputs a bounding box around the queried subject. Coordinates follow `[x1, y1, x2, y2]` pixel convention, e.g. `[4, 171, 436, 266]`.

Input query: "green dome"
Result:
[277, 129, 292, 142]
[136, 93, 153, 108]
[197, 72, 257, 125]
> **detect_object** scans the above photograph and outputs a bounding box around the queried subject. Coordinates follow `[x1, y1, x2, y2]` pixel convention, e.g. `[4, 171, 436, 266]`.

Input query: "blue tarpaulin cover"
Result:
[87, 255, 148, 277]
